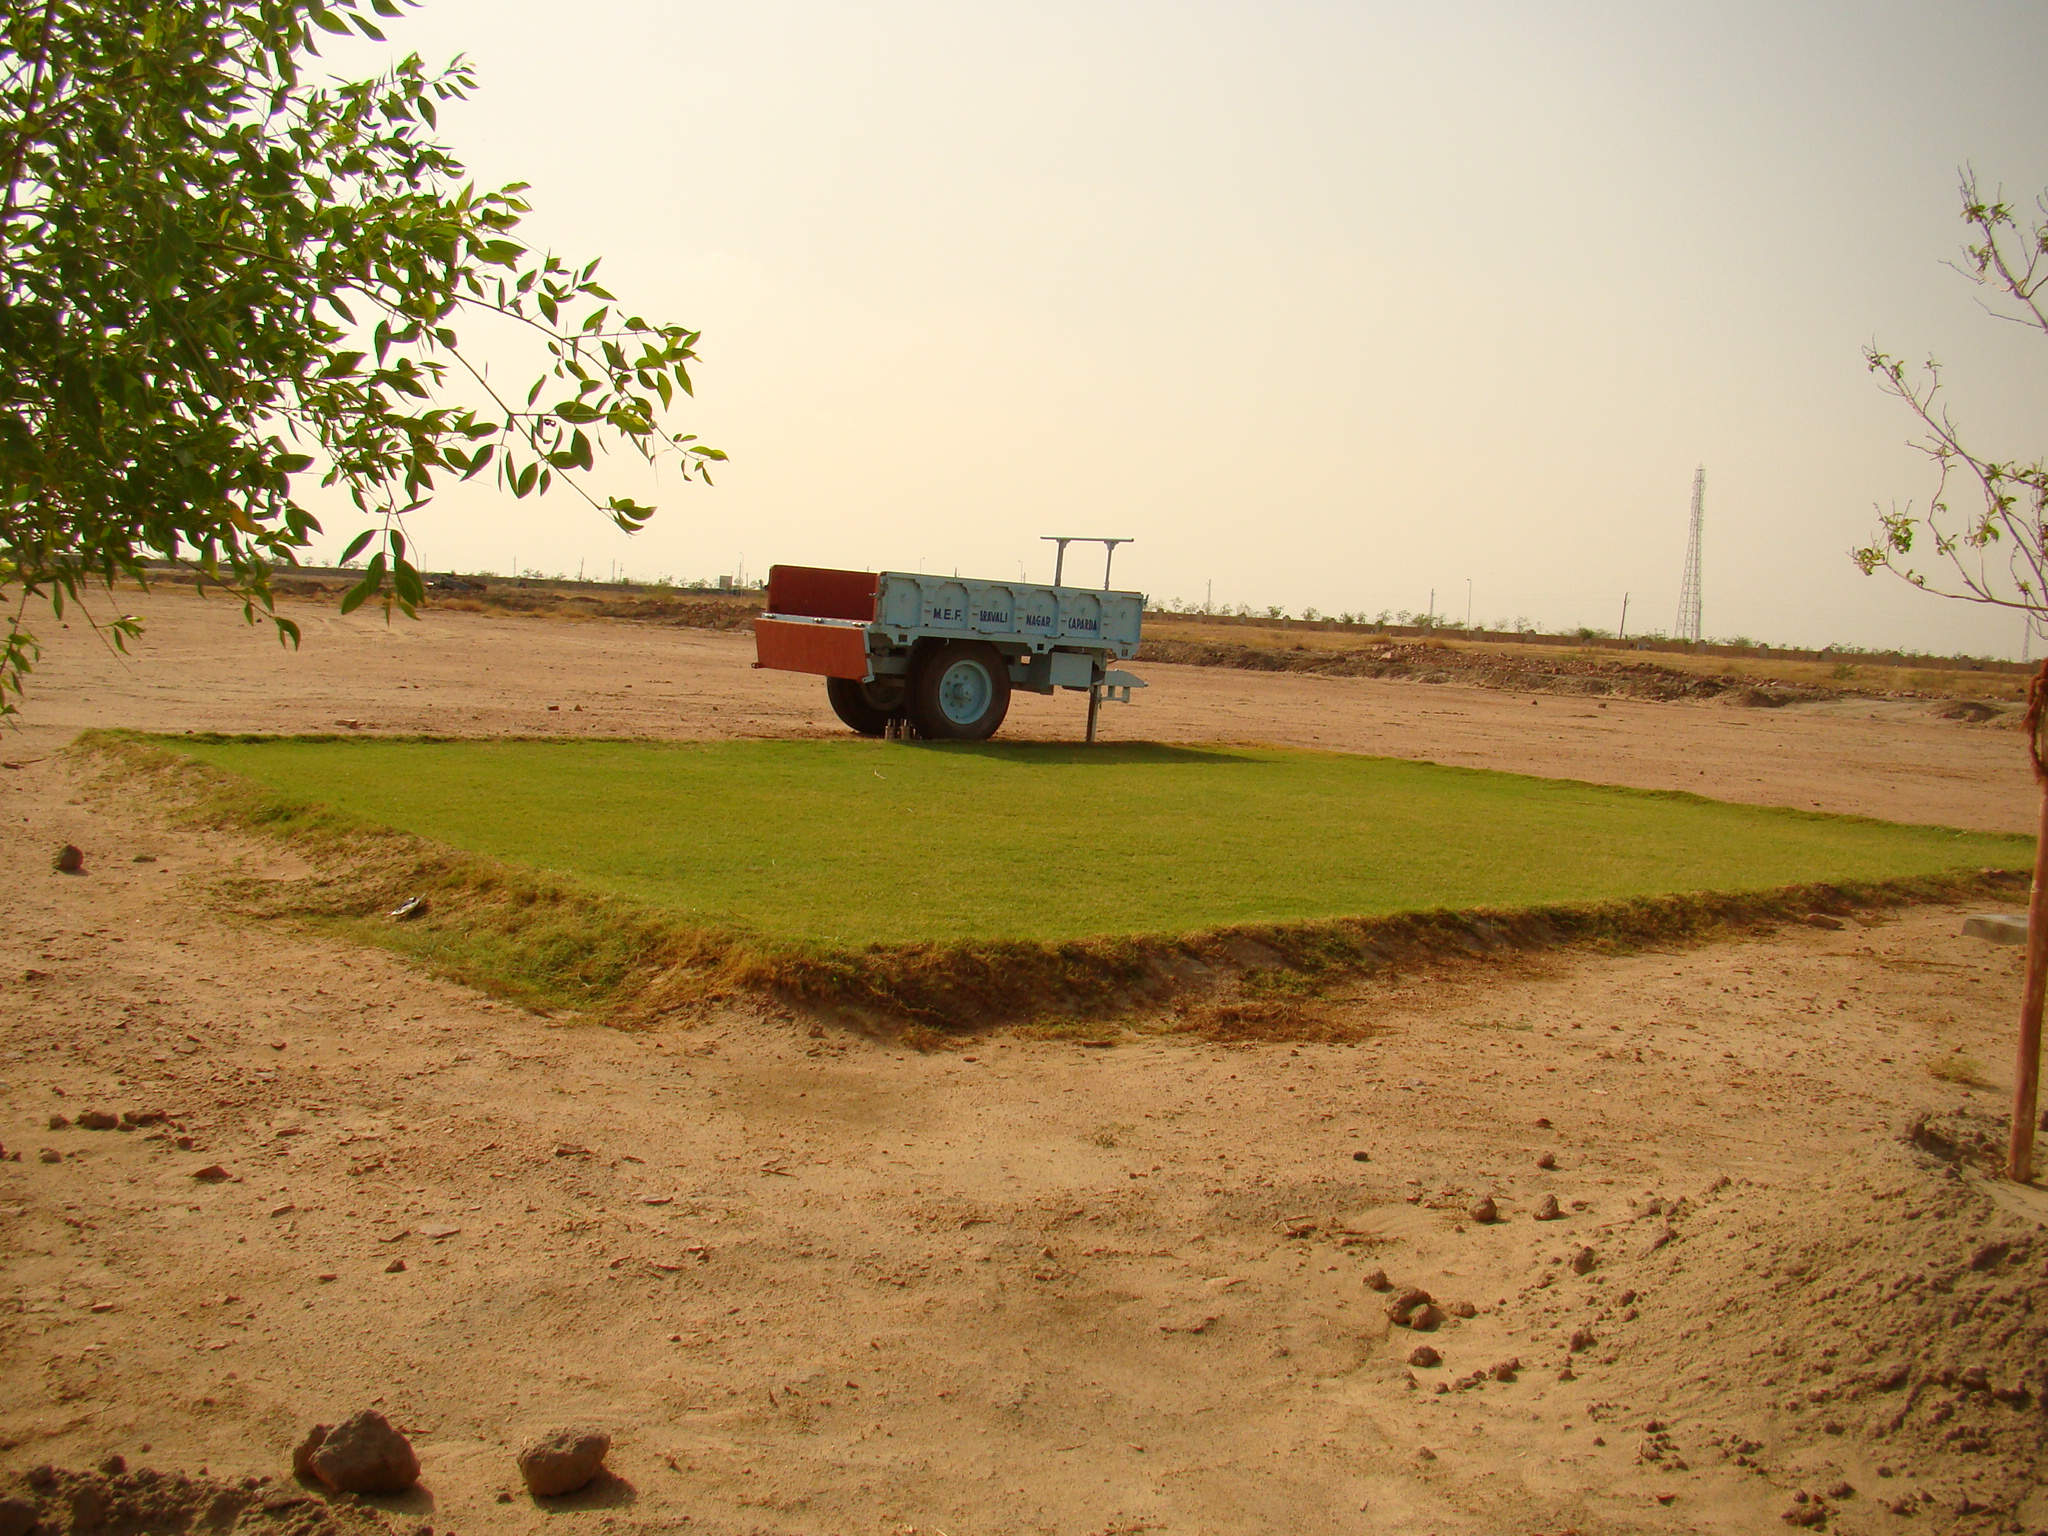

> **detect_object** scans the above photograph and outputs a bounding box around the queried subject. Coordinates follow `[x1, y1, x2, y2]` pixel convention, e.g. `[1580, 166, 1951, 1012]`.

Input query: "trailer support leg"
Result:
[1086, 684, 1101, 743]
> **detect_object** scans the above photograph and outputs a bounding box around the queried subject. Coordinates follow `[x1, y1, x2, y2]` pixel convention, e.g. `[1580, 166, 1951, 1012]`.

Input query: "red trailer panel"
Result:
[753, 615, 870, 679]
[767, 564, 877, 622]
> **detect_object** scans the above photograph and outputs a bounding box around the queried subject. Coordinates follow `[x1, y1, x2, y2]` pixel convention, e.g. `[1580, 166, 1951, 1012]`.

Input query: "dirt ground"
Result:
[3, 588, 2047, 1536]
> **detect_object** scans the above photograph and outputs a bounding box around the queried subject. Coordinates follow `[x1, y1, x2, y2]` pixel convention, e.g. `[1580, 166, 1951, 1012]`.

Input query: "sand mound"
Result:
[1576, 1112, 2048, 1524]
[3, 1462, 393, 1535]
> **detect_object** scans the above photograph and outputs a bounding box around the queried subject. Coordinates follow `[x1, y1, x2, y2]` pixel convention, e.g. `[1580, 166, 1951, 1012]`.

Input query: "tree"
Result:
[1855, 173, 2048, 618]
[0, 0, 722, 714]
[1857, 171, 2048, 1184]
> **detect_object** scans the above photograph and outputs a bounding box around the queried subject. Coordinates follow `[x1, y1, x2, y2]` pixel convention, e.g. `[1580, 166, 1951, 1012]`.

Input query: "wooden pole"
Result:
[2012, 661, 2048, 1182]
[2012, 783, 2048, 1181]
[1086, 684, 1101, 744]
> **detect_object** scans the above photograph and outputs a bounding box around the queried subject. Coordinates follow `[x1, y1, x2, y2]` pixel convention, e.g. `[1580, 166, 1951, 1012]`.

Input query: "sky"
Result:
[308, 1, 2048, 655]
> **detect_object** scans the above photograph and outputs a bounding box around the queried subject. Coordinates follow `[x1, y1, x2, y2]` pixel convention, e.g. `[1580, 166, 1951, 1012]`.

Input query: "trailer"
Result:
[754, 562, 1147, 741]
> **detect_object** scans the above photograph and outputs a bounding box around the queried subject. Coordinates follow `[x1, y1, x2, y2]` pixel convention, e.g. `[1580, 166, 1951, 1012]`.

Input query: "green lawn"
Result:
[167, 737, 2027, 946]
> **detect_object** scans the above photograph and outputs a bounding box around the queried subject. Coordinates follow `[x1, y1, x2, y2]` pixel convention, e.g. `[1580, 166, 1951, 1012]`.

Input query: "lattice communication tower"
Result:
[1675, 465, 1704, 644]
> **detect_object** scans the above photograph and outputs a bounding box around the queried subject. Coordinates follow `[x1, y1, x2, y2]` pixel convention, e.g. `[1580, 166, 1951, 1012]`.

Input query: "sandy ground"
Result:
[2, 588, 2047, 1536]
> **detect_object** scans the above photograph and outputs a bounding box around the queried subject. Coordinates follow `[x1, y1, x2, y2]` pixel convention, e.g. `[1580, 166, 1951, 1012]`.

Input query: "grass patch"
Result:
[81, 731, 2031, 1030]
[157, 735, 2021, 945]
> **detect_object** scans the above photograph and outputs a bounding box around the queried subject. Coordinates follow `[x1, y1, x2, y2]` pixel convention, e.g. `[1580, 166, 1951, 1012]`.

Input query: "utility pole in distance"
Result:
[1619, 592, 1629, 640]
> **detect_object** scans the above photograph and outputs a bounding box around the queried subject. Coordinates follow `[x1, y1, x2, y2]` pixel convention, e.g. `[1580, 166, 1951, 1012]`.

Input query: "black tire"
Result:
[909, 641, 1012, 741]
[825, 675, 907, 736]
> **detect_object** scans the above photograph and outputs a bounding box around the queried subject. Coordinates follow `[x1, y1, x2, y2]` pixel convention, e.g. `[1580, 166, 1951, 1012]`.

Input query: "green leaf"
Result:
[339, 529, 377, 563]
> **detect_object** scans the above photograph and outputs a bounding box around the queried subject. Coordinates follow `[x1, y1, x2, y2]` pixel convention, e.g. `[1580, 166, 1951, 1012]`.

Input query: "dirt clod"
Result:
[75, 1109, 117, 1130]
[1385, 1287, 1432, 1325]
[1407, 1344, 1441, 1368]
[1569, 1245, 1596, 1273]
[1469, 1196, 1498, 1223]
[304, 1409, 419, 1495]
[1361, 1268, 1392, 1292]
[1534, 1194, 1561, 1220]
[1569, 1326, 1596, 1352]
[516, 1426, 611, 1498]
[52, 844, 83, 873]
[1535, 1150, 1556, 1169]
[37, 1148, 59, 1164]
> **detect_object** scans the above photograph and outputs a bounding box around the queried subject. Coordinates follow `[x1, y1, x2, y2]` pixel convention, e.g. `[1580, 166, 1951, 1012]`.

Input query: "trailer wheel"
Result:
[825, 675, 906, 736]
[910, 641, 1012, 741]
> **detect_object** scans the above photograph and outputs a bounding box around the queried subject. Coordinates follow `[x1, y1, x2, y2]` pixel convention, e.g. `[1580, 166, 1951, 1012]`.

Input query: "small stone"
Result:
[1407, 1345, 1441, 1368]
[1781, 1500, 1826, 1527]
[1415, 1446, 1436, 1462]
[1385, 1287, 1432, 1326]
[1535, 1151, 1557, 1170]
[385, 1258, 407, 1273]
[1958, 1364, 1989, 1391]
[0, 1497, 36, 1536]
[1448, 1300, 1477, 1318]
[1826, 1481, 1853, 1499]
[1534, 1194, 1561, 1221]
[192, 1164, 230, 1182]
[174, 1135, 195, 1150]
[317, 1273, 338, 1283]
[293, 1424, 332, 1481]
[1351, 1150, 1370, 1162]
[1643, 1225, 1675, 1254]
[1801, 912, 1844, 930]
[38, 1148, 59, 1163]
[516, 1426, 611, 1497]
[99, 1452, 126, 1475]
[1468, 1196, 1498, 1224]
[1361, 1268, 1393, 1292]
[1408, 1303, 1446, 1331]
[53, 843, 84, 873]
[1557, 1366, 1576, 1381]
[1489, 1358, 1520, 1381]
[1569, 1245, 1596, 1274]
[1568, 1325, 1596, 1352]
[307, 1409, 419, 1495]
[1534, 1116, 1552, 1128]
[77, 1109, 118, 1130]
[48, 1113, 69, 1130]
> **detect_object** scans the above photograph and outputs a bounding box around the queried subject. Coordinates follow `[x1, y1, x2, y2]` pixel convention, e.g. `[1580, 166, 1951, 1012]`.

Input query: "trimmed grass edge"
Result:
[76, 729, 2033, 1039]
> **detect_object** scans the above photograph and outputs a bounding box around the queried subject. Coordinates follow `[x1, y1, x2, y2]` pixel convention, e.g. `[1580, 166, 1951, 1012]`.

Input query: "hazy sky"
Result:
[310, 1, 2048, 654]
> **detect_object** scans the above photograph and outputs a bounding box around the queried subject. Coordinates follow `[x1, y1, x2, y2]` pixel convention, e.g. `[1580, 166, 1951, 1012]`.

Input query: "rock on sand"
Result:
[296, 1410, 420, 1495]
[516, 1426, 611, 1497]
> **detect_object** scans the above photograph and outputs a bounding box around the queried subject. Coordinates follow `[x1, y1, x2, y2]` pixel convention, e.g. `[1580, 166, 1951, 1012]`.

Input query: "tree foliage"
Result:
[0, 0, 721, 713]
[1856, 173, 2048, 621]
